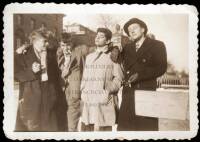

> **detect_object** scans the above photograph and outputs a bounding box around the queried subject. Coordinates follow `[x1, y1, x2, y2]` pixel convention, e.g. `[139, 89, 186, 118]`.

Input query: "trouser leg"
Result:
[15, 108, 28, 131]
[99, 126, 112, 131]
[65, 78, 81, 132]
[55, 91, 67, 131]
[81, 122, 94, 131]
[66, 99, 81, 132]
[40, 83, 58, 131]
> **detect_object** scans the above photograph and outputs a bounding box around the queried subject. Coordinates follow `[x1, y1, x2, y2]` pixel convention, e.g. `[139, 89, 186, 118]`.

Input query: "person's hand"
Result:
[60, 41, 71, 56]
[122, 80, 131, 87]
[63, 46, 71, 57]
[128, 73, 138, 84]
[32, 62, 41, 73]
[16, 44, 28, 54]
[110, 46, 120, 63]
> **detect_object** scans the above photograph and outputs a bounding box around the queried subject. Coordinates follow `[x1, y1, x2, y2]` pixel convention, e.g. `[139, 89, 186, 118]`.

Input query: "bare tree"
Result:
[96, 14, 119, 31]
[180, 70, 189, 77]
[167, 61, 177, 75]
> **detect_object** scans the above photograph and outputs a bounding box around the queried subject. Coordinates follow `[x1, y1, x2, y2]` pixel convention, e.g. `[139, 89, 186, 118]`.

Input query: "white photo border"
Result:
[3, 3, 198, 140]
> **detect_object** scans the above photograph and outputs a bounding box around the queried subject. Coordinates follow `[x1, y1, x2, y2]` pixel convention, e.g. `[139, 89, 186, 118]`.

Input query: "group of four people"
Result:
[14, 18, 167, 132]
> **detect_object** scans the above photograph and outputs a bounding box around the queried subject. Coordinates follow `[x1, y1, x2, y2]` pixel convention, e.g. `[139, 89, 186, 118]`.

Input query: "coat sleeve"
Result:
[80, 55, 89, 91]
[14, 53, 38, 82]
[105, 62, 124, 94]
[136, 42, 167, 82]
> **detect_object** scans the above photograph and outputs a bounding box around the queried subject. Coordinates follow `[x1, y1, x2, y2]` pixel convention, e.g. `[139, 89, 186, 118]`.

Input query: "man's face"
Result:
[60, 41, 72, 55]
[33, 36, 47, 52]
[128, 23, 145, 41]
[95, 32, 109, 47]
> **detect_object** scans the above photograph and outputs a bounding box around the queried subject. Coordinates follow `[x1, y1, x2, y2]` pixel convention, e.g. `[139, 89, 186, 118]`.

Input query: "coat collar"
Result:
[67, 48, 78, 70]
[135, 36, 146, 50]
[95, 45, 109, 53]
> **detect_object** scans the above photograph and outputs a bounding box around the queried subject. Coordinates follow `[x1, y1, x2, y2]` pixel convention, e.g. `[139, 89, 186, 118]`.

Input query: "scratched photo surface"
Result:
[3, 4, 198, 140]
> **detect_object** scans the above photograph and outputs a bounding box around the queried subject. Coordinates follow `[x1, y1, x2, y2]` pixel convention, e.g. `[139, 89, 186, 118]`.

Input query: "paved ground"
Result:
[13, 86, 189, 131]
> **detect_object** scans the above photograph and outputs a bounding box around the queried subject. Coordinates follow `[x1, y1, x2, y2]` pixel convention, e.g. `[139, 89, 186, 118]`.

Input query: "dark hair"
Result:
[61, 32, 72, 43]
[97, 28, 112, 40]
[123, 18, 148, 36]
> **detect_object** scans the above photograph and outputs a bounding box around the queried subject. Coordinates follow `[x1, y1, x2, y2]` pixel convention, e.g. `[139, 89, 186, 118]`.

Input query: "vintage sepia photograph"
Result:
[3, 3, 198, 140]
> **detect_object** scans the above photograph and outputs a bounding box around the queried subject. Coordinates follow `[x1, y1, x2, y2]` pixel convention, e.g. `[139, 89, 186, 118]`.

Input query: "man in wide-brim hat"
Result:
[117, 18, 167, 131]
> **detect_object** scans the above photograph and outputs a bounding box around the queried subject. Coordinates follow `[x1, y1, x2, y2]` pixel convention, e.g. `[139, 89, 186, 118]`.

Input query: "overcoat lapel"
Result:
[124, 41, 136, 70]
[25, 46, 40, 66]
[68, 50, 78, 71]
[126, 37, 152, 70]
[135, 37, 152, 60]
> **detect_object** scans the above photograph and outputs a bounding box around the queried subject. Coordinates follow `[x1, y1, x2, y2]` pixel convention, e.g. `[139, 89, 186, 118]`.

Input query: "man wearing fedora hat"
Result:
[117, 18, 167, 131]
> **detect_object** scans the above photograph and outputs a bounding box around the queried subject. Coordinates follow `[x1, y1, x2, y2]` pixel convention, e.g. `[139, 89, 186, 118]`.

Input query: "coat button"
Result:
[127, 71, 130, 74]
[142, 59, 146, 63]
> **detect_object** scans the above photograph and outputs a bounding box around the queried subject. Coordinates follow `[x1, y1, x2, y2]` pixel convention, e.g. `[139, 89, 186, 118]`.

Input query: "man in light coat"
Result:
[80, 28, 123, 131]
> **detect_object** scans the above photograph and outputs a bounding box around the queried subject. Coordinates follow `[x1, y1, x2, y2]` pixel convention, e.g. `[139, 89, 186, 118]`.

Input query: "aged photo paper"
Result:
[3, 3, 198, 140]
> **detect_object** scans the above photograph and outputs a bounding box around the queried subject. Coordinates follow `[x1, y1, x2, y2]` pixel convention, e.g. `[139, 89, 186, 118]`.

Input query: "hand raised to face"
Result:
[60, 41, 72, 56]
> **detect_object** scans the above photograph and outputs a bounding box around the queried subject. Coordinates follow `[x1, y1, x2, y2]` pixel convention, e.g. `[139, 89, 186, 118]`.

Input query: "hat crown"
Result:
[123, 18, 148, 36]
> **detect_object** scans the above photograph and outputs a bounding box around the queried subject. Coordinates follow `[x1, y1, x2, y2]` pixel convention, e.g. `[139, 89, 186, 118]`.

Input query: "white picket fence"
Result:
[157, 76, 189, 89]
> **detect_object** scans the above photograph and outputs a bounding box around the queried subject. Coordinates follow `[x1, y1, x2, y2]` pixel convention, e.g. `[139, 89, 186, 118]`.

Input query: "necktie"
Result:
[93, 51, 103, 62]
[135, 42, 140, 52]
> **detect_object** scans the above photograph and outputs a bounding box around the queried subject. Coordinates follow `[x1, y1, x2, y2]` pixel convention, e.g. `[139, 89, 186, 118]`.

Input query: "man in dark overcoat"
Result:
[117, 18, 167, 131]
[14, 30, 60, 131]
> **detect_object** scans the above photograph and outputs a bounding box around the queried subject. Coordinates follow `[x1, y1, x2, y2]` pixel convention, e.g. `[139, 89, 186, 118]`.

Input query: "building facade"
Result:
[14, 14, 64, 50]
[64, 23, 96, 47]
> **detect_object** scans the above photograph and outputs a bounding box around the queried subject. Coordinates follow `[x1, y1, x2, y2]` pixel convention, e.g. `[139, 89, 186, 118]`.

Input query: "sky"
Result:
[63, 14, 189, 72]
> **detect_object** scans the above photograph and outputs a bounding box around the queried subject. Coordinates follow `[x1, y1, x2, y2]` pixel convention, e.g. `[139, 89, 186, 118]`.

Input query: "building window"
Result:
[16, 38, 22, 49]
[15, 28, 25, 49]
[53, 27, 58, 37]
[30, 18, 36, 30]
[17, 15, 23, 25]
[40, 22, 47, 31]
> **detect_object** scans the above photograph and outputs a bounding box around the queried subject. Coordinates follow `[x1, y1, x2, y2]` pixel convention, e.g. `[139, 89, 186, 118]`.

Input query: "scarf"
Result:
[33, 47, 48, 82]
